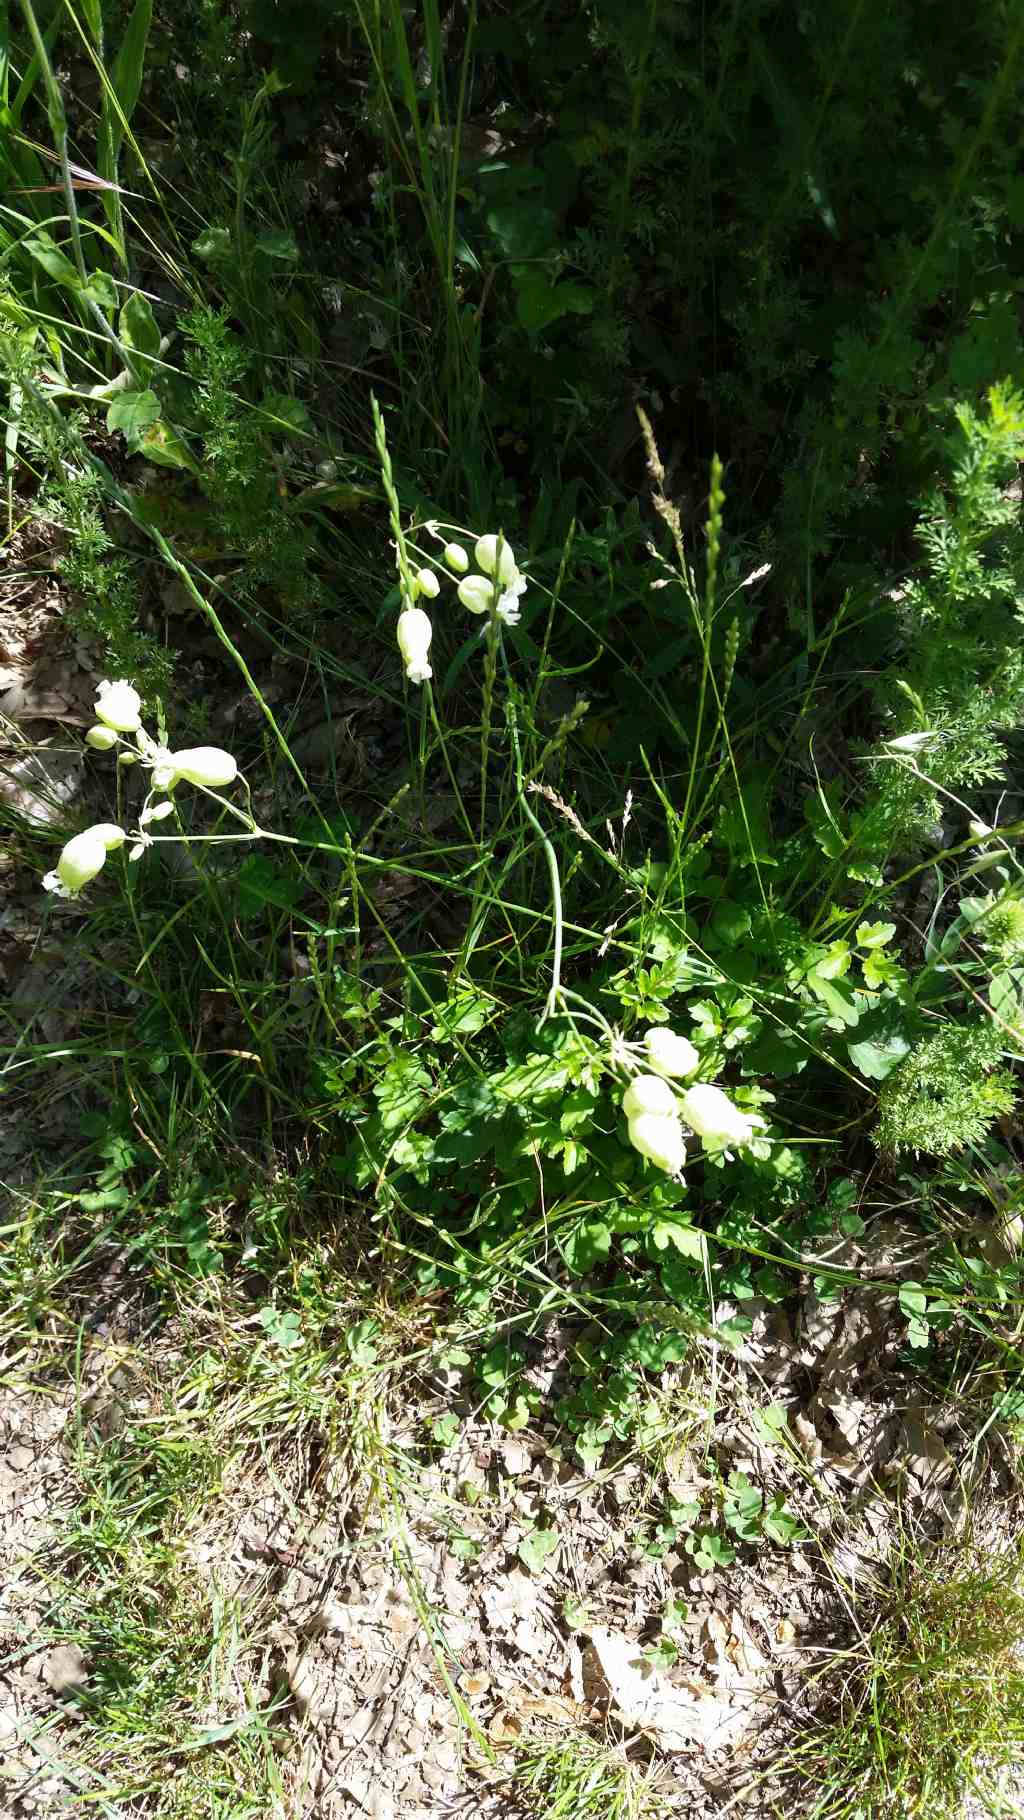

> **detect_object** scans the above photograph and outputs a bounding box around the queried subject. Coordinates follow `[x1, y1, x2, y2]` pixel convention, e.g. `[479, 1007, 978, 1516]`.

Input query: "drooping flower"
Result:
[679, 1082, 766, 1149]
[475, 534, 527, 624]
[622, 1073, 678, 1120]
[415, 567, 440, 599]
[643, 1026, 699, 1080]
[85, 725, 120, 751]
[396, 606, 433, 684]
[457, 573, 494, 616]
[168, 747, 239, 789]
[94, 679, 142, 733]
[627, 1110, 686, 1175]
[474, 535, 519, 586]
[443, 542, 469, 573]
[43, 823, 126, 898]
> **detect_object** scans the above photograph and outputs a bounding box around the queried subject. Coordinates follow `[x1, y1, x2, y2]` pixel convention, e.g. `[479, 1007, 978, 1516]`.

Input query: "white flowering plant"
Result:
[40, 678, 286, 901]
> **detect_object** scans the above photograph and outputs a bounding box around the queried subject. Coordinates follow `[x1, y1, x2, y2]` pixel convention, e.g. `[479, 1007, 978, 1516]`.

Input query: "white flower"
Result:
[85, 725, 119, 751]
[628, 1111, 686, 1175]
[643, 1026, 699, 1080]
[457, 573, 494, 616]
[94, 679, 142, 733]
[443, 542, 469, 574]
[474, 535, 519, 586]
[496, 574, 527, 625]
[396, 606, 433, 684]
[168, 747, 239, 789]
[622, 1073, 677, 1120]
[679, 1082, 766, 1150]
[415, 567, 440, 599]
[43, 823, 125, 898]
[475, 535, 527, 624]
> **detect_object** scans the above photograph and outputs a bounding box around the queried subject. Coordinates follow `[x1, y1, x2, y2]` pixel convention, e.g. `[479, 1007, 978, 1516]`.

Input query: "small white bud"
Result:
[474, 534, 518, 586]
[443, 542, 469, 574]
[94, 679, 142, 733]
[968, 818, 993, 840]
[396, 606, 433, 685]
[628, 1111, 686, 1175]
[415, 567, 440, 599]
[85, 724, 119, 751]
[622, 1073, 677, 1120]
[643, 1027, 699, 1080]
[457, 573, 494, 616]
[140, 800, 176, 826]
[168, 747, 239, 789]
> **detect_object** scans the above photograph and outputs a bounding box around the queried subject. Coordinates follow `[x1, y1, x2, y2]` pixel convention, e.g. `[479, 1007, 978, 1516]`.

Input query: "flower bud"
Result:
[168, 747, 238, 789]
[628, 1111, 686, 1175]
[968, 819, 993, 840]
[443, 542, 469, 574]
[397, 606, 433, 685]
[680, 1082, 765, 1149]
[643, 1026, 699, 1080]
[415, 567, 440, 599]
[457, 573, 494, 616]
[141, 800, 176, 826]
[94, 679, 142, 733]
[85, 724, 119, 751]
[622, 1073, 677, 1120]
[474, 534, 518, 586]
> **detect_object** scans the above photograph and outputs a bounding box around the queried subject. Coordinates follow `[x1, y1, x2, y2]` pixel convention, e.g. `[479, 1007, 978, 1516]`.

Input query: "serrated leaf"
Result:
[856, 920, 897, 950]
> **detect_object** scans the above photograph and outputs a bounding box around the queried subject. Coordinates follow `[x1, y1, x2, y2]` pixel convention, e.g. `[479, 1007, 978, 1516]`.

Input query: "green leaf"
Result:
[430, 1413, 460, 1447]
[24, 234, 80, 290]
[120, 290, 161, 360]
[515, 275, 595, 339]
[559, 1218, 611, 1274]
[235, 854, 306, 916]
[138, 418, 197, 472]
[709, 899, 752, 946]
[809, 972, 860, 1027]
[255, 229, 299, 262]
[517, 1525, 559, 1574]
[193, 226, 232, 262]
[899, 1282, 928, 1317]
[650, 1219, 708, 1265]
[848, 1012, 913, 1080]
[84, 269, 118, 312]
[856, 920, 897, 950]
[106, 0, 152, 164]
[259, 392, 312, 435]
[106, 387, 161, 443]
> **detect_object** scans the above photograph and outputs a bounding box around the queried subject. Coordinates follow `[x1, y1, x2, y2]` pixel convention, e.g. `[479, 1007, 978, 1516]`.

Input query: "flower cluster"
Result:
[619, 1024, 766, 1176]
[42, 680, 240, 899]
[395, 532, 529, 687]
